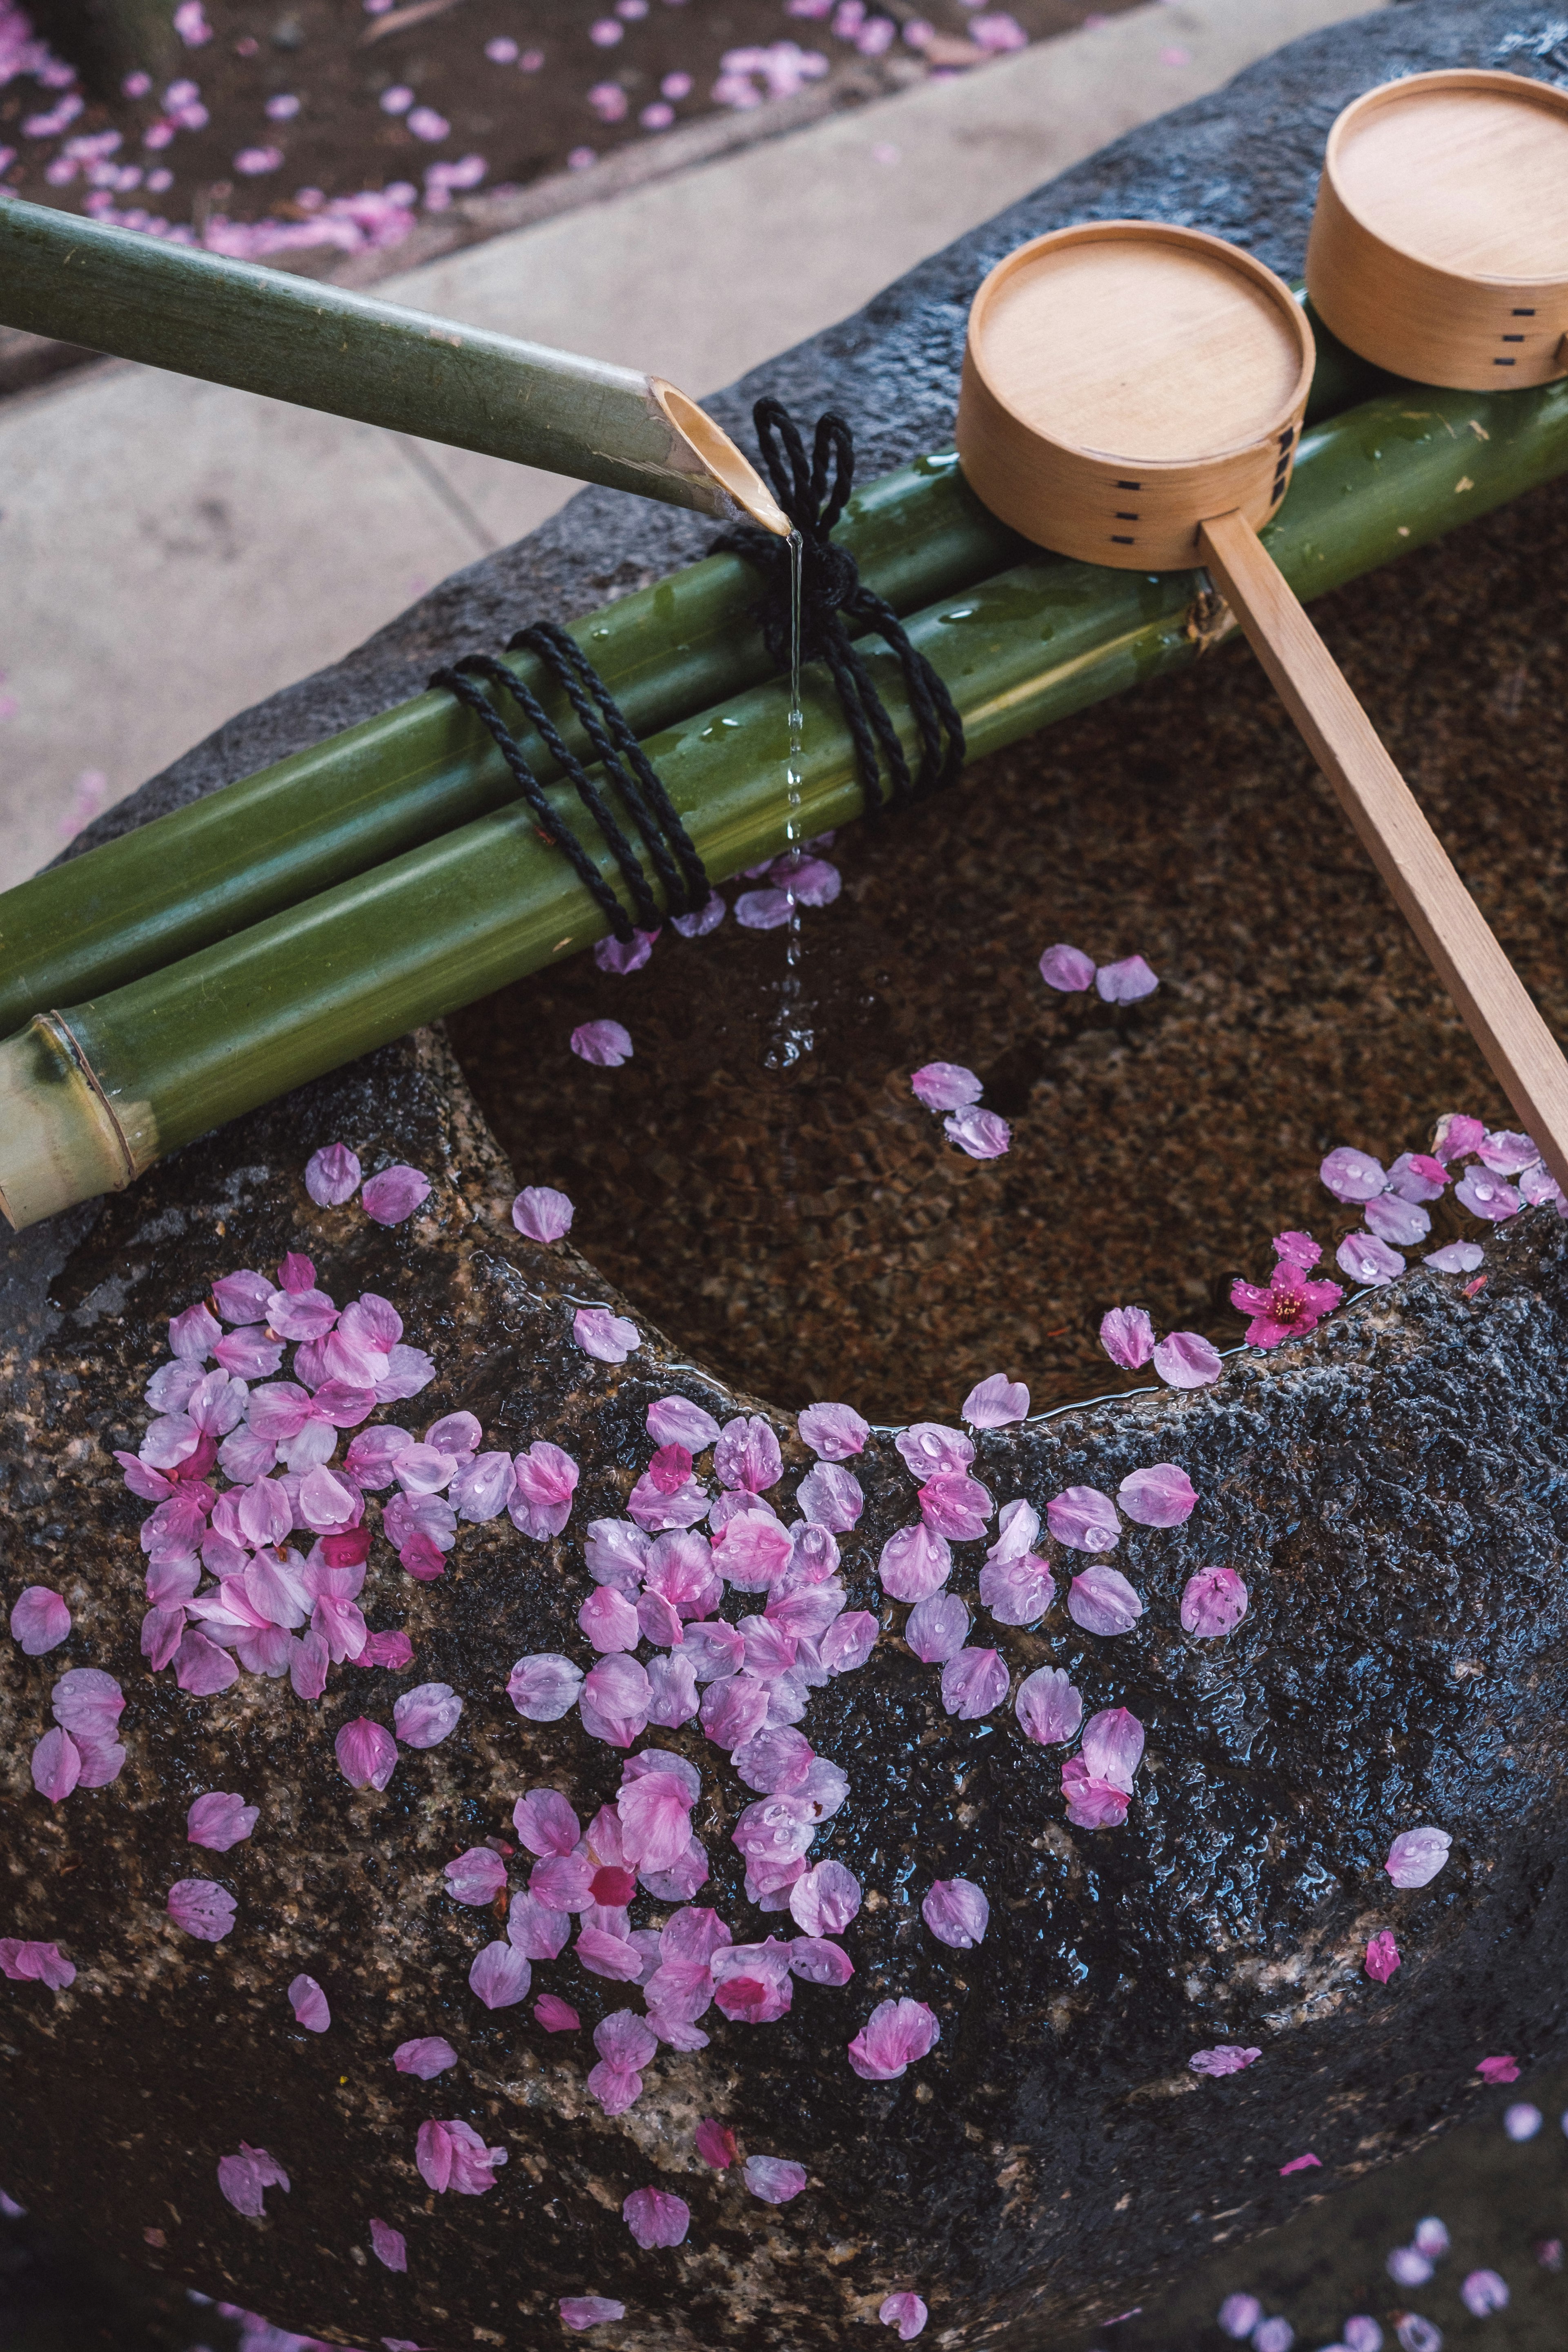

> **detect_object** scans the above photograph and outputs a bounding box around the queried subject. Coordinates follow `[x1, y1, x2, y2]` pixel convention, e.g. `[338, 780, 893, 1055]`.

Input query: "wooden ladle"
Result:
[955, 218, 1568, 1191]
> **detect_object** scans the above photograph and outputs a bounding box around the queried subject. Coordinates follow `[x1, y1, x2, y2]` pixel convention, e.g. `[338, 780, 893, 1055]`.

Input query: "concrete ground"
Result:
[0, 0, 1383, 893]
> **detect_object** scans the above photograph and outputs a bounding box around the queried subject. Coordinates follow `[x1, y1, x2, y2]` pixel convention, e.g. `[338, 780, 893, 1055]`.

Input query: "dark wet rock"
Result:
[9, 2, 1568, 2346]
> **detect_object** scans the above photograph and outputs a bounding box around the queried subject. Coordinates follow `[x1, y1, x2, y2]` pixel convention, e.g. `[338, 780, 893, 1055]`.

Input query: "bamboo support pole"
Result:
[0, 196, 791, 530]
[0, 298, 1374, 1038]
[3, 370, 1565, 1229]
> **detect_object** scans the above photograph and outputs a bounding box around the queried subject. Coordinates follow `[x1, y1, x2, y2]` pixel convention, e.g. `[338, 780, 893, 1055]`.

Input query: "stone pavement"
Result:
[0, 0, 1381, 893]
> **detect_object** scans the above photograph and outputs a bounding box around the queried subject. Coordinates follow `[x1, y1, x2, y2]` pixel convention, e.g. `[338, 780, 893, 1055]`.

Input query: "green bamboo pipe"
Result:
[0, 197, 793, 530]
[0, 294, 1375, 1036]
[4, 372, 1561, 1231]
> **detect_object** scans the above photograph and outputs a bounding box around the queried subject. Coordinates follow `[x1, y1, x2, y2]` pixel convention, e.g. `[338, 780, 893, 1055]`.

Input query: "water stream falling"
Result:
[764, 527, 813, 1071]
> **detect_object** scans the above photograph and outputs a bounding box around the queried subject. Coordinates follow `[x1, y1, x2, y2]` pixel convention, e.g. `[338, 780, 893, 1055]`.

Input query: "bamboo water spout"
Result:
[0, 194, 791, 533]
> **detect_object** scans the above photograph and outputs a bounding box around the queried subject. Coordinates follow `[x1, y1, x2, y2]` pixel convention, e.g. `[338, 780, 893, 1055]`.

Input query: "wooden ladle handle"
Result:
[1197, 506, 1568, 1194]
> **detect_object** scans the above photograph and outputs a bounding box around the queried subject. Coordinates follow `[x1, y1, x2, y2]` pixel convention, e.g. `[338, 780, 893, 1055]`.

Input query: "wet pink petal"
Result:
[513, 1788, 581, 1858]
[445, 1847, 507, 1906]
[369, 2217, 406, 2271]
[1365, 1192, 1431, 1247]
[1477, 2053, 1518, 2083]
[905, 1590, 970, 1662]
[579, 1653, 653, 1748]
[879, 1523, 952, 1604]
[216, 2143, 289, 2216]
[1388, 1150, 1449, 1202]
[1321, 1146, 1388, 1203]
[1099, 1305, 1155, 1369]
[795, 1462, 863, 1532]
[507, 1654, 585, 1721]
[335, 1717, 398, 1791]
[1014, 1664, 1083, 1746]
[940, 1646, 1008, 1720]
[470, 1940, 531, 2009]
[797, 1400, 869, 1459]
[1425, 1241, 1486, 1275]
[1180, 1566, 1249, 1638]
[695, 2116, 737, 2169]
[618, 1772, 696, 1875]
[1117, 1462, 1196, 1527]
[594, 927, 658, 974]
[788, 1932, 853, 1984]
[169, 1300, 221, 1361]
[213, 1269, 273, 1323]
[167, 1878, 237, 1940]
[361, 1164, 431, 1225]
[670, 889, 726, 937]
[744, 2154, 808, 2204]
[647, 1395, 721, 1450]
[945, 1105, 1010, 1159]
[510, 1440, 581, 1539]
[880, 2293, 929, 2340]
[580, 1586, 640, 1653]
[1189, 2045, 1260, 2076]
[789, 1859, 862, 1937]
[735, 885, 793, 929]
[305, 1143, 361, 1205]
[1060, 1763, 1130, 1828]
[1455, 1168, 1521, 1222]
[1047, 1485, 1120, 1552]
[30, 1727, 80, 1803]
[961, 1371, 1028, 1427]
[10, 1586, 71, 1655]
[1433, 1110, 1485, 1163]
[1521, 1161, 1566, 1208]
[571, 1018, 633, 1067]
[174, 1632, 240, 1700]
[0, 1939, 75, 1990]
[848, 1996, 940, 2080]
[416, 2116, 508, 2195]
[1337, 1231, 1405, 1285]
[1365, 1930, 1401, 1982]
[560, 2296, 627, 2330]
[535, 1993, 581, 2032]
[1218, 2296, 1263, 2339]
[623, 2185, 689, 2248]
[1095, 953, 1158, 1002]
[712, 1508, 795, 1591]
[714, 1413, 784, 1493]
[895, 1423, 973, 1481]
[1153, 1329, 1223, 1387]
[1385, 1826, 1451, 1888]
[512, 1184, 574, 1243]
[1083, 1705, 1145, 1789]
[918, 1470, 994, 1542]
[288, 1973, 330, 2031]
[1476, 1127, 1537, 1175]
[910, 1061, 981, 1111]
[187, 1791, 258, 1849]
[922, 1877, 988, 1947]
[573, 1307, 641, 1363]
[394, 2035, 457, 2078]
[1038, 942, 1095, 992]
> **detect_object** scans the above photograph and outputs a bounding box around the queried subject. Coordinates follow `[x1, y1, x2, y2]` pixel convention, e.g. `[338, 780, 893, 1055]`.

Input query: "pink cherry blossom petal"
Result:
[878, 1522, 952, 1603]
[470, 1940, 531, 2009]
[1337, 1231, 1405, 1286]
[508, 1654, 584, 1720]
[848, 1996, 940, 2080]
[744, 2154, 808, 2203]
[445, 1847, 507, 1906]
[880, 2293, 929, 2340]
[1460, 2271, 1509, 2318]
[288, 1973, 330, 2031]
[579, 1653, 653, 1748]
[940, 1646, 1008, 1720]
[305, 1143, 361, 1205]
[30, 1727, 80, 1803]
[961, 1372, 1029, 1427]
[370, 2217, 406, 2271]
[512, 1185, 574, 1243]
[1083, 1705, 1145, 1788]
[1047, 1485, 1120, 1551]
[573, 1307, 641, 1363]
[187, 1791, 258, 1850]
[1321, 1146, 1388, 1203]
[394, 2035, 457, 2078]
[1095, 953, 1158, 1003]
[623, 2186, 690, 2247]
[910, 1061, 981, 1111]
[1117, 1462, 1196, 1527]
[0, 1939, 76, 1990]
[1014, 1664, 1083, 1746]
[10, 1586, 71, 1655]
[560, 2296, 627, 2330]
[167, 1878, 237, 1940]
[922, 1878, 988, 1947]
[1180, 1566, 1249, 1638]
[797, 1401, 869, 1459]
[416, 2116, 508, 2195]
[1189, 2045, 1260, 2076]
[1385, 1827, 1451, 1887]
[216, 2143, 289, 2216]
[944, 1105, 1010, 1159]
[535, 1994, 581, 2031]
[714, 1413, 784, 1493]
[361, 1165, 431, 1225]
[695, 2117, 737, 2169]
[594, 927, 658, 974]
[670, 890, 726, 937]
[1388, 1150, 1449, 1202]
[1365, 1930, 1401, 1982]
[1038, 942, 1095, 992]
[1455, 1168, 1521, 1222]
[571, 1019, 633, 1067]
[513, 1789, 582, 1858]
[1425, 1241, 1484, 1274]
[334, 1717, 398, 1791]
[1364, 1192, 1431, 1247]
[905, 1590, 970, 1662]
[1153, 1329, 1224, 1386]
[1099, 1305, 1156, 1369]
[648, 1395, 722, 1450]
[789, 1859, 862, 1937]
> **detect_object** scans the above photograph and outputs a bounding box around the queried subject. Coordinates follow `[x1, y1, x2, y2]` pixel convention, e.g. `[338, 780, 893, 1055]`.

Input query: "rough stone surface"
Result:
[8, 3, 1568, 2348]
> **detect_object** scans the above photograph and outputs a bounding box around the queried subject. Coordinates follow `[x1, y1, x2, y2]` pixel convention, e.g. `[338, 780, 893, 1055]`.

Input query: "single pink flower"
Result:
[216, 2142, 288, 2215]
[335, 1717, 397, 1791]
[1230, 1253, 1344, 1347]
[512, 1185, 573, 1243]
[535, 1993, 581, 2031]
[1365, 1930, 1401, 1982]
[744, 2154, 808, 2204]
[944, 1105, 1010, 1160]
[1385, 1826, 1451, 1887]
[304, 1143, 361, 1205]
[623, 2185, 689, 2247]
[940, 1646, 1008, 1720]
[848, 1996, 940, 2080]
[797, 1401, 869, 1459]
[1014, 1664, 1082, 1746]
[361, 1164, 431, 1225]
[560, 2296, 626, 2330]
[1067, 1564, 1143, 1635]
[695, 2117, 737, 2169]
[1100, 1305, 1155, 1368]
[1152, 1330, 1223, 1387]
[922, 1878, 988, 1948]
[880, 2293, 929, 2340]
[1180, 1566, 1249, 1638]
[1095, 953, 1158, 1003]
[1189, 2045, 1260, 2076]
[416, 2116, 508, 2194]
[369, 2217, 406, 2271]
[1321, 1146, 1388, 1203]
[1038, 942, 1095, 992]
[470, 1940, 531, 2009]
[288, 1973, 330, 2031]
[1477, 2053, 1519, 2084]
[187, 1791, 258, 1850]
[571, 1018, 633, 1067]
[394, 2035, 457, 2077]
[573, 1307, 640, 1363]
[961, 1372, 1029, 1427]
[910, 1061, 981, 1111]
[10, 1586, 70, 1655]
[167, 1878, 237, 1940]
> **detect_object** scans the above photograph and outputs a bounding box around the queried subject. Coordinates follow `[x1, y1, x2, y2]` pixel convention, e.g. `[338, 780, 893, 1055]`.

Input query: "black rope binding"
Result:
[427, 402, 965, 938]
[714, 397, 966, 813]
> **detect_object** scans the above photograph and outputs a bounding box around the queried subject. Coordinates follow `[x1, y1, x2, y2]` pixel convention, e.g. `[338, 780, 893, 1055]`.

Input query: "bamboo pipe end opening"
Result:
[0, 1013, 138, 1230]
[649, 380, 793, 537]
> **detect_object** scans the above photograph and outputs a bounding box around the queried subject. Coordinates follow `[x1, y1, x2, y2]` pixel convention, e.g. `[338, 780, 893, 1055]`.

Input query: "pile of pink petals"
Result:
[1320, 1114, 1563, 1290]
[908, 1060, 1010, 1161]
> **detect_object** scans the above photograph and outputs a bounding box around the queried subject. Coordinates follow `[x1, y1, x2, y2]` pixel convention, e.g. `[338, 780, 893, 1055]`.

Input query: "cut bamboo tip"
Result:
[0, 1015, 141, 1230]
[650, 380, 793, 537]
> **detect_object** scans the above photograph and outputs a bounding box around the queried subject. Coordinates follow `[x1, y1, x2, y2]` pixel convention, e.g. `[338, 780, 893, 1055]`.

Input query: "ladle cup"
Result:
[955, 218, 1568, 1192]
